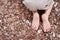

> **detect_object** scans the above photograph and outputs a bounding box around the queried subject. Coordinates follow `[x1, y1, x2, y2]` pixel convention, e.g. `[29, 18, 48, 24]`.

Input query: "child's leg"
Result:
[32, 11, 40, 30]
[42, 6, 53, 32]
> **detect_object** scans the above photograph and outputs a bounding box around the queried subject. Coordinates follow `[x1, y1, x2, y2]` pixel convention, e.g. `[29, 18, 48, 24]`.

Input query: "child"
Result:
[23, 0, 54, 32]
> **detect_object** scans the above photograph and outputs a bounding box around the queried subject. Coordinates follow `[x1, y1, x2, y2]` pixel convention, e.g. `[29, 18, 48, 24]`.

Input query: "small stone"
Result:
[0, 6, 3, 11]
[16, 21, 19, 24]
[0, 20, 2, 22]
[19, 31, 21, 35]
[53, 32, 56, 37]
[58, 14, 60, 17]
[10, 35, 14, 37]
[3, 26, 7, 29]
[7, 2, 11, 5]
[54, 2, 58, 7]
[55, 8, 59, 12]
[54, 25, 57, 29]
[21, 30, 26, 35]
[46, 34, 48, 36]
[29, 22, 31, 26]
[26, 20, 29, 23]
[20, 23, 22, 25]
[23, 19, 26, 22]
[9, 14, 14, 16]
[37, 30, 42, 34]
[0, 31, 2, 35]
[25, 20, 31, 26]
[56, 22, 59, 24]
[56, 34, 60, 38]
[4, 32, 9, 36]
[10, 26, 15, 30]
[19, 39, 23, 40]
[54, 19, 56, 22]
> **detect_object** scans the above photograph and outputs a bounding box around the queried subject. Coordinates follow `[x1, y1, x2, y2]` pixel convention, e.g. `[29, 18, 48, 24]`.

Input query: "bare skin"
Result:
[32, 6, 53, 32]
[32, 11, 40, 30]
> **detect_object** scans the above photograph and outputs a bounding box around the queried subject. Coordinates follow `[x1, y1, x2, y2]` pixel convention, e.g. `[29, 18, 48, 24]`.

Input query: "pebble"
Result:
[58, 14, 60, 17]
[56, 34, 60, 38]
[10, 26, 15, 31]
[54, 2, 58, 7]
[0, 31, 2, 35]
[4, 32, 9, 36]
[3, 26, 7, 29]
[0, 20, 2, 22]
[0, 6, 3, 12]
[10, 35, 14, 37]
[53, 32, 56, 37]
[37, 30, 42, 34]
[7, 2, 11, 6]
[23, 19, 26, 22]
[54, 25, 57, 29]
[19, 39, 23, 40]
[55, 8, 59, 12]
[21, 30, 26, 35]
[25, 20, 31, 26]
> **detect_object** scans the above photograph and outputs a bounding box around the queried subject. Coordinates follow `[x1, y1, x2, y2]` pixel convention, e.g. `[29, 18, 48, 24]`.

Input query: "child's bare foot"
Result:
[42, 14, 51, 32]
[43, 21, 51, 32]
[42, 6, 53, 32]
[32, 11, 40, 30]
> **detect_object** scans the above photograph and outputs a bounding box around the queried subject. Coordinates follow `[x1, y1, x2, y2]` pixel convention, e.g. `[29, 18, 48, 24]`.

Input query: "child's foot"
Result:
[42, 14, 51, 32]
[42, 5, 53, 32]
[42, 13, 51, 32]
[43, 21, 51, 32]
[32, 11, 40, 30]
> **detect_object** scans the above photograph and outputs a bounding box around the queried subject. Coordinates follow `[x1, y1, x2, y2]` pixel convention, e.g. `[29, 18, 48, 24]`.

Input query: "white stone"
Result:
[37, 30, 42, 34]
[19, 39, 23, 40]
[26, 20, 30, 24]
[29, 22, 31, 26]
[4, 32, 8, 36]
[53, 32, 55, 37]
[23, 19, 26, 21]
[0, 20, 2, 22]
[55, 8, 59, 12]
[16, 21, 19, 24]
[58, 14, 60, 16]
[3, 26, 7, 29]
[54, 2, 58, 7]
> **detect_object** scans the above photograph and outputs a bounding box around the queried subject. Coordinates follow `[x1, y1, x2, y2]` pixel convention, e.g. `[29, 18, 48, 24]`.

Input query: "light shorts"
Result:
[23, 0, 54, 11]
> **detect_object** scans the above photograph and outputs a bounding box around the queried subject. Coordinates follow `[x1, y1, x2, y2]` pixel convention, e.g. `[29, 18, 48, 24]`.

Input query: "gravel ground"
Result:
[0, 0, 60, 40]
